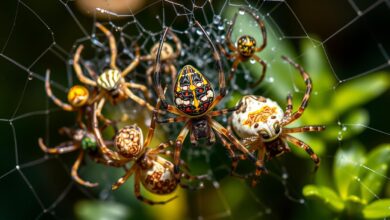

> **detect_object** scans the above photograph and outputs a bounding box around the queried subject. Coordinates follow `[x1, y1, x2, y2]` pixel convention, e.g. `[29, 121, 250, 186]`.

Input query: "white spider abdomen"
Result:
[232, 95, 284, 140]
[97, 69, 121, 91]
[141, 158, 177, 195]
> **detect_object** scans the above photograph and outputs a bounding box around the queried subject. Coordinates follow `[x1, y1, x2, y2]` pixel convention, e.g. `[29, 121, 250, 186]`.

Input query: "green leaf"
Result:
[360, 144, 390, 203]
[332, 72, 390, 114]
[334, 142, 366, 199]
[75, 200, 131, 220]
[363, 199, 390, 219]
[303, 185, 344, 212]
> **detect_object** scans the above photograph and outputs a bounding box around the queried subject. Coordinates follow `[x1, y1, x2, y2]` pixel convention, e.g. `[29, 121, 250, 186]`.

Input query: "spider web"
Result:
[0, 0, 389, 219]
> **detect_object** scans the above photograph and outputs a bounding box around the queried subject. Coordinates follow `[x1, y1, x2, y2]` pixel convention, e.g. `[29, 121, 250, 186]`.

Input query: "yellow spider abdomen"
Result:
[67, 85, 89, 107]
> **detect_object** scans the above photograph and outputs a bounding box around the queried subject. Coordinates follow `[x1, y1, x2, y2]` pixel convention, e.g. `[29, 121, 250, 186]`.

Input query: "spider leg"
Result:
[96, 97, 113, 125]
[169, 64, 177, 91]
[121, 44, 140, 77]
[226, 11, 239, 51]
[284, 134, 320, 171]
[169, 29, 182, 58]
[214, 131, 239, 175]
[209, 119, 266, 173]
[208, 101, 242, 118]
[73, 45, 97, 86]
[134, 171, 178, 205]
[239, 7, 267, 52]
[95, 22, 118, 70]
[251, 145, 266, 187]
[284, 125, 326, 134]
[154, 27, 170, 108]
[146, 67, 154, 89]
[218, 44, 236, 59]
[38, 138, 79, 154]
[228, 58, 242, 82]
[45, 70, 74, 111]
[123, 87, 155, 111]
[126, 82, 152, 101]
[71, 151, 98, 187]
[112, 164, 137, 190]
[281, 56, 312, 126]
[173, 122, 191, 180]
[195, 20, 226, 98]
[249, 54, 267, 88]
[92, 103, 127, 162]
[143, 107, 160, 147]
[76, 110, 87, 129]
[283, 93, 293, 122]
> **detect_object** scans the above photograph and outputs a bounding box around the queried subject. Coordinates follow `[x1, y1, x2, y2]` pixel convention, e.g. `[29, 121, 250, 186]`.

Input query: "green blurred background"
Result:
[0, 0, 389, 219]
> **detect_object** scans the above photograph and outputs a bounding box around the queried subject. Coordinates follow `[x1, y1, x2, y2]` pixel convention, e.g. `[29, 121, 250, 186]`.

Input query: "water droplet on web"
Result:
[238, 28, 243, 33]
[196, 29, 203, 36]
[299, 199, 305, 204]
[337, 131, 343, 141]
[282, 173, 288, 179]
[269, 77, 274, 83]
[342, 126, 347, 132]
[213, 15, 221, 24]
[28, 72, 33, 80]
[314, 91, 318, 95]
[271, 47, 276, 51]
[250, 59, 256, 64]
[218, 25, 224, 30]
[239, 10, 245, 15]
[337, 121, 342, 126]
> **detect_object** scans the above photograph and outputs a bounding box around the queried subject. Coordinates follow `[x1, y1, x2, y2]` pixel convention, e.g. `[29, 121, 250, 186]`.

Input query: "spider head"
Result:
[115, 125, 144, 159]
[151, 42, 174, 61]
[97, 69, 122, 93]
[231, 95, 284, 142]
[191, 117, 212, 141]
[174, 65, 215, 116]
[237, 35, 256, 57]
[67, 85, 89, 107]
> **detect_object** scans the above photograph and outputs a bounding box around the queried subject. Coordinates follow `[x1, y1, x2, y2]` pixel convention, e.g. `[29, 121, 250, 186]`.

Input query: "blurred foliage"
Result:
[303, 144, 390, 219]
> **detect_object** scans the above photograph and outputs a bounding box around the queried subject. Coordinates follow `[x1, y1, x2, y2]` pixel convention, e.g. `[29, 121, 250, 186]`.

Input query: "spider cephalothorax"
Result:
[174, 65, 215, 116]
[230, 56, 326, 186]
[150, 42, 174, 61]
[220, 7, 268, 88]
[153, 20, 263, 180]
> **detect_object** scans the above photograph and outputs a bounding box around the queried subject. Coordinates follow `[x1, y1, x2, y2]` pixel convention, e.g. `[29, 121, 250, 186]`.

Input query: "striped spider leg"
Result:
[92, 102, 205, 205]
[230, 56, 325, 186]
[73, 22, 155, 125]
[37, 126, 119, 187]
[220, 7, 268, 88]
[153, 20, 264, 181]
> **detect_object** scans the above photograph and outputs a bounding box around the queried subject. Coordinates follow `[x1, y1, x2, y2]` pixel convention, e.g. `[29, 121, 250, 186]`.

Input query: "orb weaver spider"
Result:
[73, 22, 155, 124]
[38, 126, 121, 187]
[153, 20, 264, 180]
[230, 56, 325, 186]
[92, 103, 205, 205]
[220, 7, 267, 88]
[140, 29, 181, 88]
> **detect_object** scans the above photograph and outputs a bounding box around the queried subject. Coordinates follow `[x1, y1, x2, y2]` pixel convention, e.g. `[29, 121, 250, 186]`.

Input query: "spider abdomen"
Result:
[115, 125, 144, 159]
[232, 95, 284, 140]
[174, 65, 214, 116]
[97, 69, 122, 91]
[141, 159, 177, 194]
[67, 85, 89, 107]
[237, 35, 256, 57]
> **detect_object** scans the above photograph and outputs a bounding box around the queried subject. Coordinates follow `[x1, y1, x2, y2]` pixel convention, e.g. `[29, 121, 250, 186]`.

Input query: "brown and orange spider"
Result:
[38, 126, 121, 187]
[73, 22, 155, 124]
[92, 103, 205, 205]
[140, 29, 181, 88]
[153, 20, 264, 180]
[220, 7, 267, 88]
[229, 56, 325, 186]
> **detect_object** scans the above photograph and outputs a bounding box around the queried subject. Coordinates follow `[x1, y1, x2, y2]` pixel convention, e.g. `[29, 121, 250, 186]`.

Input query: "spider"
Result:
[152, 20, 264, 180]
[230, 56, 326, 186]
[219, 7, 267, 88]
[38, 126, 122, 187]
[140, 29, 181, 88]
[92, 103, 205, 205]
[73, 22, 155, 124]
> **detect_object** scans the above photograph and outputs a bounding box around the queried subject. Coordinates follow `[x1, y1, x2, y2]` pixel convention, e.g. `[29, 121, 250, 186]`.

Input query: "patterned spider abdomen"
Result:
[115, 125, 144, 159]
[67, 85, 89, 107]
[141, 158, 177, 195]
[174, 65, 214, 116]
[237, 35, 256, 57]
[232, 95, 284, 141]
[97, 69, 122, 91]
[150, 42, 174, 61]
